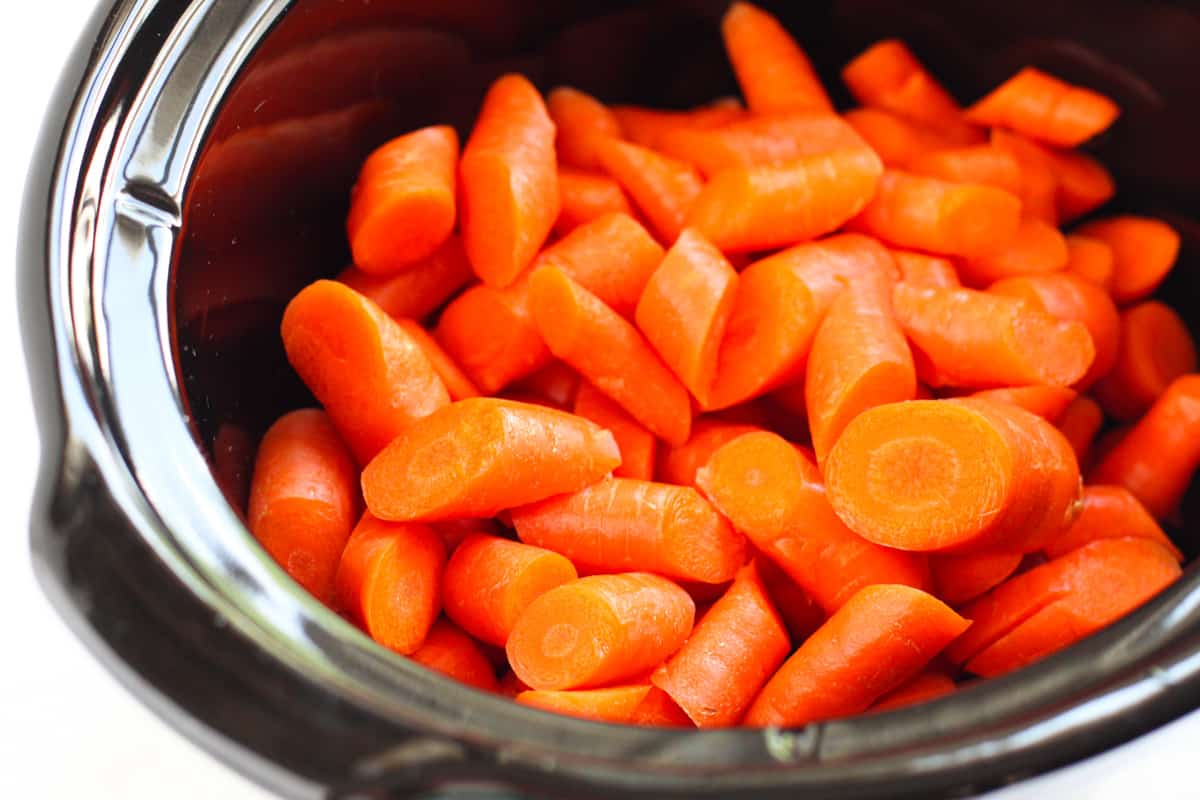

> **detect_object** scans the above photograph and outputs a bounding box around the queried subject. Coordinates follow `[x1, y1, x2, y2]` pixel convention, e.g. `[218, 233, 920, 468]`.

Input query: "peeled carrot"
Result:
[892, 250, 961, 288]
[893, 283, 1096, 389]
[1063, 234, 1115, 291]
[1044, 485, 1183, 561]
[442, 533, 579, 647]
[721, 2, 833, 113]
[346, 125, 458, 275]
[431, 517, 502, 552]
[335, 512, 445, 654]
[696, 431, 931, 612]
[506, 572, 695, 690]
[966, 67, 1119, 147]
[653, 561, 790, 728]
[851, 170, 1022, 258]
[1056, 395, 1104, 466]
[510, 360, 580, 410]
[825, 398, 1082, 553]
[517, 685, 651, 722]
[968, 385, 1077, 423]
[744, 584, 969, 727]
[547, 86, 623, 171]
[248, 409, 359, 603]
[989, 128, 1059, 224]
[597, 138, 703, 244]
[958, 216, 1068, 287]
[656, 419, 761, 488]
[460, 74, 560, 287]
[511, 477, 746, 584]
[1090, 374, 1200, 520]
[361, 397, 620, 522]
[533, 212, 664, 320]
[909, 144, 1022, 196]
[611, 104, 747, 152]
[630, 686, 695, 727]
[1091, 301, 1197, 420]
[843, 107, 959, 168]
[992, 131, 1116, 221]
[573, 381, 657, 480]
[931, 550, 1024, 606]
[756, 555, 826, 641]
[636, 228, 739, 402]
[411, 618, 499, 692]
[281, 280, 450, 463]
[394, 318, 479, 400]
[338, 235, 473, 321]
[870, 671, 956, 712]
[1074, 216, 1180, 305]
[763, 232, 901, 314]
[554, 168, 634, 236]
[806, 271, 916, 463]
[529, 266, 693, 445]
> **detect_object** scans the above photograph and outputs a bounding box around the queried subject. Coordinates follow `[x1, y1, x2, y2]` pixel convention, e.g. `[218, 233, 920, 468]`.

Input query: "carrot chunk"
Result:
[395, 318, 479, 400]
[597, 138, 703, 244]
[1075, 215, 1180, 305]
[554, 168, 634, 236]
[1056, 395, 1105, 466]
[967, 385, 1077, 423]
[517, 685, 652, 723]
[337, 235, 473, 322]
[931, 550, 1024, 606]
[721, 2, 834, 113]
[630, 686, 695, 727]
[958, 216, 1068, 287]
[574, 381, 657, 481]
[1044, 485, 1183, 561]
[966, 67, 1119, 147]
[411, 618, 499, 692]
[843, 107, 960, 168]
[1091, 301, 1197, 421]
[547, 86, 623, 171]
[656, 419, 762, 488]
[1063, 235, 1115, 291]
[909, 144, 1023, 195]
[870, 671, 957, 712]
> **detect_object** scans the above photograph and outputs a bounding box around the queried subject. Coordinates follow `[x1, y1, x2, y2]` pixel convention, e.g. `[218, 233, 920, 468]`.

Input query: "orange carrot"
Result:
[630, 686, 695, 727]
[1056, 395, 1104, 466]
[806, 271, 916, 463]
[554, 168, 634, 236]
[430, 517, 502, 552]
[1063, 234, 1115, 291]
[410, 618, 499, 692]
[1044, 485, 1183, 561]
[529, 266, 692, 445]
[395, 318, 479, 400]
[460, 74, 560, 287]
[248, 409, 359, 603]
[597, 138, 703, 244]
[967, 385, 1077, 423]
[281, 280, 450, 462]
[825, 398, 1082, 553]
[652, 561, 790, 727]
[335, 512, 445, 654]
[636, 228, 739, 402]
[656, 419, 761, 488]
[1091, 301, 1197, 420]
[517, 685, 651, 722]
[744, 584, 969, 727]
[909, 144, 1022, 195]
[931, 550, 1024, 606]
[891, 250, 961, 288]
[696, 431, 931, 612]
[506, 572, 695, 690]
[989, 128, 1059, 224]
[721, 2, 834, 113]
[547, 86, 623, 171]
[511, 477, 746, 584]
[361, 397, 620, 522]
[1074, 215, 1180, 305]
[533, 211, 664, 320]
[958, 216, 1068, 287]
[346, 125, 458, 274]
[611, 104, 747, 152]
[893, 283, 1096, 389]
[965, 67, 1120, 147]
[850, 170, 1022, 258]
[870, 671, 956, 712]
[762, 232, 901, 314]
[756, 555, 826, 641]
[510, 360, 580, 409]
[574, 381, 657, 480]
[1090, 374, 1200, 520]
[338, 235, 473, 322]
[843, 107, 960, 168]
[992, 132, 1116, 221]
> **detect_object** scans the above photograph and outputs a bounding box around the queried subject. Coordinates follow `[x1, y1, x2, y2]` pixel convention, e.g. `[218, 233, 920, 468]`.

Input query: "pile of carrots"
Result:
[243, 1, 1195, 729]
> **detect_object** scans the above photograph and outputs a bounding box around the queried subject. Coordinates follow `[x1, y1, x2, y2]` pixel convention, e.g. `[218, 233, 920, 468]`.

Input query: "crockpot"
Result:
[19, 0, 1200, 797]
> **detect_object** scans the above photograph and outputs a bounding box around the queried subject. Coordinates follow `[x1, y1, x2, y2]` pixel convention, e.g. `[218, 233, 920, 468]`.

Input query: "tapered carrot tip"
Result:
[825, 398, 1082, 553]
[516, 685, 652, 723]
[361, 398, 620, 522]
[966, 67, 1119, 148]
[410, 618, 499, 692]
[722, 2, 834, 114]
[1075, 216, 1180, 305]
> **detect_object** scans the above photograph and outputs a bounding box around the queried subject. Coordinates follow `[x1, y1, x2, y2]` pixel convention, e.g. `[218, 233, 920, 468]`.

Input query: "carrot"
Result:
[893, 283, 1096, 389]
[346, 126, 458, 275]
[992, 131, 1116, 221]
[1091, 301, 1197, 420]
[987, 272, 1119, 390]
[506, 572, 695, 690]
[1044, 485, 1183, 561]
[1056, 395, 1104, 465]
[394, 318, 479, 400]
[652, 561, 790, 727]
[870, 671, 956, 712]
[410, 618, 499, 692]
[656, 419, 761, 488]
[442, 533, 579, 646]
[533, 212, 664, 320]
[744, 584, 969, 727]
[696, 431, 931, 612]
[554, 168, 634, 236]
[850, 170, 1022, 258]
[434, 277, 551, 394]
[528, 266, 692, 445]
[517, 685, 651, 723]
[281, 280, 450, 463]
[430, 517, 502, 552]
[511, 477, 746, 584]
[248, 409, 358, 603]
[688, 147, 884, 253]
[908, 144, 1023, 196]
[630, 686, 695, 727]
[756, 555, 826, 641]
[597, 138, 703, 244]
[510, 360, 580, 410]
[989, 129, 1059, 225]
[825, 398, 1082, 553]
[931, 550, 1024, 606]
[965, 67, 1120, 147]
[1090, 374, 1200, 520]
[611, 104, 747, 152]
[721, 2, 833, 113]
[843, 107, 960, 168]
[892, 250, 961, 288]
[806, 271, 916, 464]
[636, 228, 739, 402]
[574, 381, 657, 480]
[1074, 216, 1180, 305]
[967, 386, 1077, 423]
[958, 216, 1068, 287]
[338, 235, 473, 322]
[547, 86, 623, 171]
[361, 397, 620, 522]
[1063, 234, 1115, 291]
[335, 512, 445, 654]
[760, 232, 901, 314]
[460, 74, 560, 287]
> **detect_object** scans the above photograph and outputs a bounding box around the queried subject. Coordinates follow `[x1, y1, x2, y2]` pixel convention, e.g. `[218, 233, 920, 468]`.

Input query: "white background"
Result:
[2, 3, 1197, 799]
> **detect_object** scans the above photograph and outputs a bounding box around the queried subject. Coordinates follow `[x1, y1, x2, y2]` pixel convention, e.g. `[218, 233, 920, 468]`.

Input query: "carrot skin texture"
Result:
[958, 216, 1068, 287]
[338, 235, 473, 321]
[1044, 485, 1183, 561]
[870, 671, 956, 712]
[1075, 216, 1180, 305]
[965, 67, 1120, 147]
[988, 128, 1060, 225]
[908, 144, 1022, 196]
[248, 409, 359, 603]
[517, 685, 652, 723]
[721, 2, 834, 113]
[395, 318, 480, 400]
[843, 107, 960, 168]
[361, 397, 620, 522]
[744, 584, 969, 727]
[765, 232, 900, 315]
[554, 168, 634, 236]
[410, 618, 499, 692]
[656, 420, 761, 488]
[967, 385, 1077, 423]
[573, 382, 657, 480]
[931, 550, 1024, 606]
[1063, 235, 1115, 291]
[1091, 301, 1197, 421]
[611, 104, 747, 152]
[547, 86, 623, 171]
[1056, 395, 1104, 466]
[597, 138, 703, 244]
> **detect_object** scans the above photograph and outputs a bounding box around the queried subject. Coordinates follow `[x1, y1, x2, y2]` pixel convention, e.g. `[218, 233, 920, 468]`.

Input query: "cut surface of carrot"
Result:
[1045, 485, 1183, 561]
[410, 618, 499, 692]
[597, 138, 703, 244]
[338, 235, 473, 322]
[1091, 301, 1197, 421]
[1075, 216, 1180, 305]
[574, 381, 657, 480]
[554, 168, 634, 236]
[517, 685, 652, 723]
[721, 2, 834, 113]
[965, 67, 1119, 148]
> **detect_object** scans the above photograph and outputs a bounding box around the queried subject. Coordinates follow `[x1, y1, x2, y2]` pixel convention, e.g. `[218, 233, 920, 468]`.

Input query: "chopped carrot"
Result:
[597, 138, 703, 244]
[721, 2, 834, 113]
[744, 584, 969, 727]
[574, 381, 657, 480]
[989, 128, 1059, 224]
[1091, 301, 1197, 420]
[1056, 395, 1104, 465]
[843, 107, 960, 168]
[630, 686, 695, 727]
[992, 132, 1115, 221]
[656, 419, 761, 488]
[763, 232, 901, 314]
[958, 216, 1068, 287]
[511, 477, 746, 584]
[547, 86, 623, 171]
[870, 671, 956, 712]
[611, 104, 747, 152]
[361, 397, 620, 522]
[967, 385, 1077, 423]
[891, 250, 960, 288]
[965, 67, 1120, 148]
[338, 235, 473, 322]
[395, 318, 479, 400]
[335, 512, 445, 654]
[554, 168, 634, 236]
[517, 685, 651, 722]
[931, 550, 1024, 606]
[411, 618, 499, 692]
[281, 280, 450, 463]
[506, 572, 695, 690]
[756, 555, 826, 641]
[1063, 234, 1115, 291]
[460, 74, 560, 287]
[347, 125, 458, 275]
[1045, 485, 1183, 561]
[909, 144, 1022, 195]
[1074, 216, 1180, 305]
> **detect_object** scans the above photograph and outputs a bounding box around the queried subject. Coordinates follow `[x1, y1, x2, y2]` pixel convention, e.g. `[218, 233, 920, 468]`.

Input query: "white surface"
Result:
[2, 3, 1197, 799]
